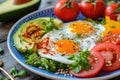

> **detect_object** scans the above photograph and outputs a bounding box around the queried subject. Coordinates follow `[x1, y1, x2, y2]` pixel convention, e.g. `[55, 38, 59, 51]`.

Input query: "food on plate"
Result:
[0, 0, 40, 22]
[104, 2, 120, 21]
[79, 0, 105, 19]
[13, 16, 120, 78]
[54, 0, 79, 21]
[13, 17, 63, 53]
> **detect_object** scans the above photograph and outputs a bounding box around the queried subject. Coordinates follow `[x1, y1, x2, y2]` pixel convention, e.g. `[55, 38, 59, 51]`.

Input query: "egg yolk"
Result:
[55, 40, 80, 55]
[69, 21, 95, 35]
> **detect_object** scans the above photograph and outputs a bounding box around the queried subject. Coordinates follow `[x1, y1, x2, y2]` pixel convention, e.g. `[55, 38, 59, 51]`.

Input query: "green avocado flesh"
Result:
[0, 0, 40, 22]
[13, 17, 63, 54]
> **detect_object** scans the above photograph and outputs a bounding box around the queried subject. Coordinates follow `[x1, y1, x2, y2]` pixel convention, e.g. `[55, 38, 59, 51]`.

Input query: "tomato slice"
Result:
[70, 52, 104, 78]
[91, 42, 120, 71]
[101, 34, 120, 46]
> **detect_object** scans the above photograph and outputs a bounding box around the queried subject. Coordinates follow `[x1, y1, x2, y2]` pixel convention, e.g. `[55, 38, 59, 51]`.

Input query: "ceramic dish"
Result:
[7, 7, 120, 80]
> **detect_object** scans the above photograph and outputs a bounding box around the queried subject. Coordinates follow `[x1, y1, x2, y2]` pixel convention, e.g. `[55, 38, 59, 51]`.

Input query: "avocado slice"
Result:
[13, 17, 63, 54]
[0, 0, 40, 22]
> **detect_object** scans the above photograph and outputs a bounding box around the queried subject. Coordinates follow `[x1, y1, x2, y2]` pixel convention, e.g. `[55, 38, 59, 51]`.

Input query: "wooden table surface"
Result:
[0, 0, 120, 80]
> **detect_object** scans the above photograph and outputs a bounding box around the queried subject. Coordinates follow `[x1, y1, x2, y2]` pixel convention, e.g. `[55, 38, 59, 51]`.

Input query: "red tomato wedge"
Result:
[70, 52, 104, 78]
[91, 43, 120, 71]
[101, 34, 120, 46]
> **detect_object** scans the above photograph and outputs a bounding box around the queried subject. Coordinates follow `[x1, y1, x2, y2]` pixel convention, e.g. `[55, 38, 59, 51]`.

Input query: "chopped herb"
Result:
[0, 76, 3, 80]
[95, 36, 102, 42]
[108, 31, 112, 34]
[25, 52, 68, 72]
[39, 57, 68, 72]
[44, 18, 59, 34]
[14, 70, 29, 78]
[69, 49, 91, 73]
[61, 54, 65, 56]
[41, 21, 47, 25]
[100, 18, 106, 25]
[9, 66, 29, 78]
[84, 18, 97, 23]
[26, 52, 41, 67]
[75, 41, 80, 45]
[95, 27, 100, 30]
[110, 25, 116, 28]
[9, 66, 18, 76]
[75, 34, 81, 38]
[4, 78, 11, 80]
[85, 18, 107, 25]
[62, 36, 69, 40]
[0, 47, 4, 55]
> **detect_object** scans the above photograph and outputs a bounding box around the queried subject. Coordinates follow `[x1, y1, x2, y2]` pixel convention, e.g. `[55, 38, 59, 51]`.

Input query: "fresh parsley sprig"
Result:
[84, 18, 106, 25]
[26, 52, 68, 72]
[42, 18, 59, 34]
[69, 49, 91, 73]
[9, 66, 29, 78]
[0, 47, 4, 55]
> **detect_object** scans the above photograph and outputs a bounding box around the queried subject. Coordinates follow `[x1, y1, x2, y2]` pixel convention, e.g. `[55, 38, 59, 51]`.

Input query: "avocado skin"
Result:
[0, 0, 41, 22]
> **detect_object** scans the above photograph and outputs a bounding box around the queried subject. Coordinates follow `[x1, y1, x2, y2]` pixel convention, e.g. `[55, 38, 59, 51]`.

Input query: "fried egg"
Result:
[38, 21, 105, 64]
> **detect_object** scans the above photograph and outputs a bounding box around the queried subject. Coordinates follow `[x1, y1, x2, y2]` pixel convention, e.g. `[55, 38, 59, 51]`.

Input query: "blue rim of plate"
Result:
[7, 7, 120, 80]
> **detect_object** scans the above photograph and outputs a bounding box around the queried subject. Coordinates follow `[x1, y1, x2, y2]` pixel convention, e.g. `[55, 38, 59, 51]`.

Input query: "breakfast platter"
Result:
[7, 0, 120, 80]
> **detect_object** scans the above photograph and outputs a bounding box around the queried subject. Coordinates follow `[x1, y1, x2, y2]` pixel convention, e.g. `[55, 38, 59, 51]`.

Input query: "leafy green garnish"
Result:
[14, 70, 29, 78]
[26, 52, 41, 67]
[84, 18, 107, 25]
[69, 49, 91, 73]
[26, 52, 68, 72]
[95, 36, 102, 42]
[75, 33, 81, 38]
[9, 66, 18, 76]
[0, 47, 4, 55]
[110, 25, 116, 28]
[0, 76, 3, 80]
[84, 18, 98, 24]
[4, 78, 11, 80]
[100, 18, 106, 25]
[43, 18, 59, 34]
[9, 66, 29, 78]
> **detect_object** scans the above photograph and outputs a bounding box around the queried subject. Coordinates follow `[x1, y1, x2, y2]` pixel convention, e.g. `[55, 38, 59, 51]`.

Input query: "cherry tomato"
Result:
[14, 0, 31, 4]
[79, 0, 105, 19]
[104, 3, 120, 21]
[70, 52, 104, 78]
[54, 0, 79, 21]
[91, 43, 120, 71]
[101, 34, 120, 46]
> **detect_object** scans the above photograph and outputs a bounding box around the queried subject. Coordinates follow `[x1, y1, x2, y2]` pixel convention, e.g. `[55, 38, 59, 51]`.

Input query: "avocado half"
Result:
[0, 0, 41, 22]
